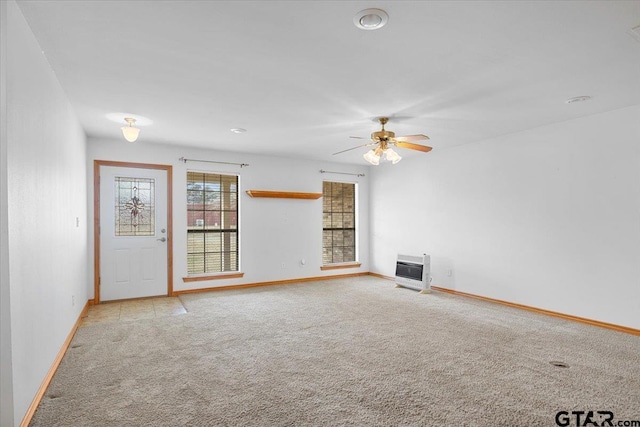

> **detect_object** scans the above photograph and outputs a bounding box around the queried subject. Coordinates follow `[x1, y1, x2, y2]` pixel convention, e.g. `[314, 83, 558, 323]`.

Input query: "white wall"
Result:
[370, 105, 640, 330]
[1, 1, 15, 425]
[87, 139, 369, 296]
[4, 1, 89, 425]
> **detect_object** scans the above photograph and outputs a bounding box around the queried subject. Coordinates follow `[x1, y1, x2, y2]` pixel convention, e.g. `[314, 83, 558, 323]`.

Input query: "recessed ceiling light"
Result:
[230, 128, 246, 133]
[565, 96, 592, 104]
[354, 8, 388, 31]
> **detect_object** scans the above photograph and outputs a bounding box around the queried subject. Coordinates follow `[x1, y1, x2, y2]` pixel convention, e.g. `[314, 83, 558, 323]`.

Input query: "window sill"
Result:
[320, 263, 361, 271]
[182, 272, 244, 283]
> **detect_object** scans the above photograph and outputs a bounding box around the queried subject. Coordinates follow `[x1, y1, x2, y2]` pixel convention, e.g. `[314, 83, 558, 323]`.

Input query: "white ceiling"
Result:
[16, 0, 640, 165]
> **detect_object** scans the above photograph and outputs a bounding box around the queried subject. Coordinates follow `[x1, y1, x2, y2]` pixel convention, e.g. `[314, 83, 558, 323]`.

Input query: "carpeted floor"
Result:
[30, 276, 640, 426]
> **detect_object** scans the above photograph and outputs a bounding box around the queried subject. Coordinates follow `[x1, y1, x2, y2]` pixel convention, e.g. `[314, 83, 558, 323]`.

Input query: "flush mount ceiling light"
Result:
[230, 128, 246, 134]
[354, 8, 388, 30]
[565, 96, 592, 104]
[121, 117, 140, 142]
[106, 113, 151, 142]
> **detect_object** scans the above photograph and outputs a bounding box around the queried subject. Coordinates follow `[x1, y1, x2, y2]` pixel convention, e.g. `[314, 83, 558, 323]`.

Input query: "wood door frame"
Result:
[94, 160, 173, 304]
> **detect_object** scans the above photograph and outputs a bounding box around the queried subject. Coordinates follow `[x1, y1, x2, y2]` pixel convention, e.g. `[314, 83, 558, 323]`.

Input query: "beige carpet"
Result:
[30, 276, 640, 426]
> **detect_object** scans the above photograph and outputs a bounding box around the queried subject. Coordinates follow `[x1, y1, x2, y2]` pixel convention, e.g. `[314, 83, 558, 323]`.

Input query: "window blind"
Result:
[187, 172, 238, 274]
[322, 181, 356, 264]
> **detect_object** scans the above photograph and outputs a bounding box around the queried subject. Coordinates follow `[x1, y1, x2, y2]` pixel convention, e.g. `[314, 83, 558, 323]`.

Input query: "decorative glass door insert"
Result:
[114, 176, 155, 236]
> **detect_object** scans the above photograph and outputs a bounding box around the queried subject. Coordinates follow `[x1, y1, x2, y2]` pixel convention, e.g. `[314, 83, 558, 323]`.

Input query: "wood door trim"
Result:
[94, 160, 173, 304]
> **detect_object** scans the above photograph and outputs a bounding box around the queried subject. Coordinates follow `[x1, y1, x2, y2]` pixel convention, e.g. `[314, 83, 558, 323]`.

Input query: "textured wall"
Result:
[1, 1, 14, 425]
[5, 1, 88, 424]
[370, 105, 640, 329]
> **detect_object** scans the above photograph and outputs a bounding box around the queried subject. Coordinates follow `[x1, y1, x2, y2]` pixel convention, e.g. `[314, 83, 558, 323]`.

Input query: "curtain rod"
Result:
[319, 169, 365, 177]
[179, 157, 249, 168]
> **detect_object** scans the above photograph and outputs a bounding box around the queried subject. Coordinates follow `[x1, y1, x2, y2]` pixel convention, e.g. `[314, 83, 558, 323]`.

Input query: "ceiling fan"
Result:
[333, 117, 432, 165]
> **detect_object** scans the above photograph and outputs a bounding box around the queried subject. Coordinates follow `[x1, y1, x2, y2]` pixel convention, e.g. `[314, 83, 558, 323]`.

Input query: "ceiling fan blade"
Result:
[394, 141, 433, 153]
[349, 136, 369, 139]
[394, 134, 430, 142]
[333, 142, 376, 155]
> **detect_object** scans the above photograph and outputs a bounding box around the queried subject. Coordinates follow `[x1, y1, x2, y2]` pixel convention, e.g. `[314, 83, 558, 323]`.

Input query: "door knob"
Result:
[157, 237, 167, 242]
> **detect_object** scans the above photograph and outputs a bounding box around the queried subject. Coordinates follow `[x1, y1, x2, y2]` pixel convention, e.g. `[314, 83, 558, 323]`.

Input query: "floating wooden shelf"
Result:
[246, 190, 322, 200]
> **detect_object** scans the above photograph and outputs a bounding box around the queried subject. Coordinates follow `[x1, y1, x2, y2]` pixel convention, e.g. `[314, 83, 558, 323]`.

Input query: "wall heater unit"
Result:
[395, 254, 431, 293]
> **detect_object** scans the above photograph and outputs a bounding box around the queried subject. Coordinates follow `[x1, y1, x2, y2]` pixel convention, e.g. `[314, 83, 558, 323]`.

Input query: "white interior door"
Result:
[99, 166, 168, 301]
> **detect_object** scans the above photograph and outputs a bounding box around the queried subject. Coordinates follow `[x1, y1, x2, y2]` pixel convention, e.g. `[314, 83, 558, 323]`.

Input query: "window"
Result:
[114, 177, 155, 236]
[322, 181, 356, 264]
[187, 172, 238, 274]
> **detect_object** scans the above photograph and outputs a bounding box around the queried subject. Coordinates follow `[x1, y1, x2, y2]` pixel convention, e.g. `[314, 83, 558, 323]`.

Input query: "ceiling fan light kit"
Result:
[363, 148, 381, 165]
[121, 117, 140, 142]
[384, 148, 402, 164]
[336, 117, 432, 165]
[363, 146, 402, 165]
